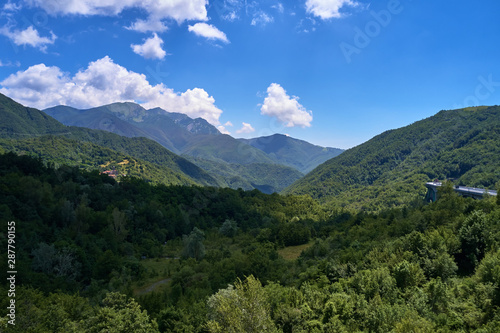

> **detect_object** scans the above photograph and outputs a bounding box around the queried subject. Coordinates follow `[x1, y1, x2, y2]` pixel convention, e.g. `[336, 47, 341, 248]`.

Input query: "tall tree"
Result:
[83, 292, 159, 333]
[182, 227, 206, 260]
[206, 275, 279, 333]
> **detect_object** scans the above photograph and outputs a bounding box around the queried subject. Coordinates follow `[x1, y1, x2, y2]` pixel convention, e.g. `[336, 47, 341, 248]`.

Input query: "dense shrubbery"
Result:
[1, 152, 500, 332]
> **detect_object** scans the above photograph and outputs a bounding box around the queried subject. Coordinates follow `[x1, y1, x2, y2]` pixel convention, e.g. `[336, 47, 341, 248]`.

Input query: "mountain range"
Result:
[43, 102, 343, 192]
[43, 103, 219, 154]
[3, 91, 499, 209]
[1, 93, 343, 193]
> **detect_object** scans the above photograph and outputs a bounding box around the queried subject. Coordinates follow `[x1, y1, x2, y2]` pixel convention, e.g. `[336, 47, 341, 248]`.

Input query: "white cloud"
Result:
[305, 0, 359, 19]
[131, 33, 166, 59]
[0, 56, 224, 126]
[251, 12, 274, 26]
[236, 122, 255, 134]
[217, 126, 230, 135]
[26, 0, 208, 20]
[25, 0, 128, 16]
[25, 0, 209, 31]
[126, 19, 168, 33]
[188, 23, 229, 43]
[260, 83, 312, 128]
[3, 1, 22, 11]
[0, 26, 56, 51]
[217, 121, 233, 134]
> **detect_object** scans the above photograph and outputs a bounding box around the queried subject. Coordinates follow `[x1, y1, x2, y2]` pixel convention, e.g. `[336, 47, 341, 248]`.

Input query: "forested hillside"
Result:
[284, 106, 500, 211]
[0, 93, 68, 137]
[186, 157, 304, 194]
[0, 136, 204, 187]
[65, 127, 219, 187]
[1, 153, 500, 332]
[0, 93, 220, 187]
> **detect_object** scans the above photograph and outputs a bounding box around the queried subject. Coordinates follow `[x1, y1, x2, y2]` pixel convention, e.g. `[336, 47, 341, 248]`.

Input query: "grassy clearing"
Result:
[278, 242, 313, 261]
[134, 277, 171, 296]
[132, 257, 180, 295]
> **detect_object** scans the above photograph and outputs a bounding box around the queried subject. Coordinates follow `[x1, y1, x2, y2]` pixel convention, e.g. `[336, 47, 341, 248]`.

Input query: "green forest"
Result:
[1, 152, 500, 332]
[285, 106, 500, 211]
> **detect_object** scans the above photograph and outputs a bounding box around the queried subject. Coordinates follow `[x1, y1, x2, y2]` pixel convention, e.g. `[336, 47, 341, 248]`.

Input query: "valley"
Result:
[1, 93, 500, 332]
[1, 2, 499, 331]
[43, 101, 343, 193]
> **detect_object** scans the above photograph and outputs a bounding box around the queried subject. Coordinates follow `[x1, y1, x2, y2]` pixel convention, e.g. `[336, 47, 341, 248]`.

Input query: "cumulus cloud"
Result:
[0, 26, 56, 51]
[131, 33, 166, 59]
[236, 122, 255, 134]
[305, 0, 359, 19]
[260, 83, 312, 128]
[188, 23, 229, 43]
[25, 0, 208, 32]
[26, 0, 208, 20]
[0, 56, 224, 126]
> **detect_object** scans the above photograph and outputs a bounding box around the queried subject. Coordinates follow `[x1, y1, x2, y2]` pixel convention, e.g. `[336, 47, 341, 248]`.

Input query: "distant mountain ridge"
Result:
[43, 103, 214, 154]
[43, 102, 340, 193]
[239, 134, 343, 174]
[284, 106, 500, 211]
[148, 107, 221, 136]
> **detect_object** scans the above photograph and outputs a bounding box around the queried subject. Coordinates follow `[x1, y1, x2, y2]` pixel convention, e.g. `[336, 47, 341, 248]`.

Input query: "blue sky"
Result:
[1, 0, 500, 149]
